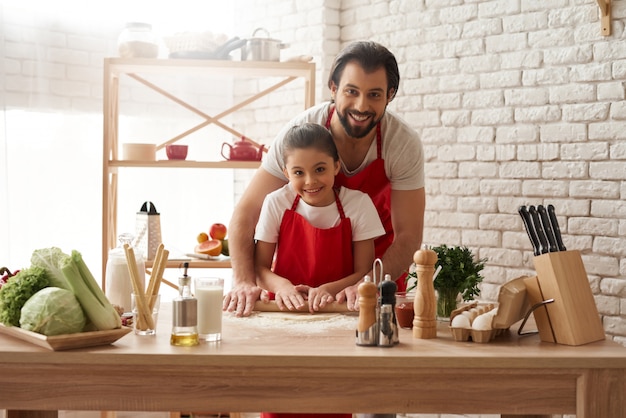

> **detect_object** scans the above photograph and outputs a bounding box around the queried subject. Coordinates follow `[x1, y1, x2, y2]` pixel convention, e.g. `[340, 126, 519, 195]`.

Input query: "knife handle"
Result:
[538, 205, 558, 252]
[518, 206, 540, 256]
[547, 204, 567, 251]
[529, 205, 549, 254]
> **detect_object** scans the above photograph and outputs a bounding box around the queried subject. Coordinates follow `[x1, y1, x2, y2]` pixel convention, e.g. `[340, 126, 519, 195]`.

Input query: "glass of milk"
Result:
[194, 277, 224, 342]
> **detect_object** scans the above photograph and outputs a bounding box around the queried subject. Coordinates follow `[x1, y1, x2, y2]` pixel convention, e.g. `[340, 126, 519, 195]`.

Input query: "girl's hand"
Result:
[296, 284, 334, 313]
[274, 284, 307, 311]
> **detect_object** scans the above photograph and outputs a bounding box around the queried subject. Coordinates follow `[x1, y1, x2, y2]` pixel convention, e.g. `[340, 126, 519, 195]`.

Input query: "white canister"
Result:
[122, 143, 156, 161]
[105, 234, 146, 312]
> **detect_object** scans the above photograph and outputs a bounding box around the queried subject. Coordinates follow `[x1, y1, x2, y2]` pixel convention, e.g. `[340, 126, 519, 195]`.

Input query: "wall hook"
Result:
[596, 0, 611, 36]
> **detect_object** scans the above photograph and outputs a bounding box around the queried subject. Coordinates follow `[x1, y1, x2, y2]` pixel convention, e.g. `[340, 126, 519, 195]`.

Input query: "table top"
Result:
[1, 306, 625, 416]
[1, 307, 624, 369]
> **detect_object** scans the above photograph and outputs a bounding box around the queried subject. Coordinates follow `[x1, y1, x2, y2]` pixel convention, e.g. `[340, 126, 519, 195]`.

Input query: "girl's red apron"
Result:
[273, 190, 353, 288]
[262, 191, 353, 418]
[325, 108, 406, 291]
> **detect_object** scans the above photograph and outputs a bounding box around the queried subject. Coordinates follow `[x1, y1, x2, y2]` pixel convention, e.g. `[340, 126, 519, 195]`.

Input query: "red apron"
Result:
[325, 108, 406, 291]
[273, 190, 353, 287]
[263, 191, 353, 418]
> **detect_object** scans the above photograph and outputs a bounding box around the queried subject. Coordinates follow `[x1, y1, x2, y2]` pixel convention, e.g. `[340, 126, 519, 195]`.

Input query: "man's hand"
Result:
[335, 283, 360, 311]
[223, 282, 266, 317]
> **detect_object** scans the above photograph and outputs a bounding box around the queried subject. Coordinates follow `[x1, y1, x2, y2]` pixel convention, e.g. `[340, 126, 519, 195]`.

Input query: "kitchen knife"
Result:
[518, 206, 541, 256]
[528, 205, 549, 254]
[538, 204, 558, 252]
[547, 204, 567, 251]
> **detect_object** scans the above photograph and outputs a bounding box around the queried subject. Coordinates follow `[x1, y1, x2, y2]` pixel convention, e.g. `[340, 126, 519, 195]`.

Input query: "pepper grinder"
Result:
[412, 246, 438, 339]
[356, 275, 378, 346]
[378, 274, 399, 346]
[170, 262, 199, 346]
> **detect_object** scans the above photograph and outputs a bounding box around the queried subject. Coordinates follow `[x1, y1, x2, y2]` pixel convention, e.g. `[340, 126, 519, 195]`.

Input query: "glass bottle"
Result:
[105, 233, 145, 312]
[170, 263, 199, 346]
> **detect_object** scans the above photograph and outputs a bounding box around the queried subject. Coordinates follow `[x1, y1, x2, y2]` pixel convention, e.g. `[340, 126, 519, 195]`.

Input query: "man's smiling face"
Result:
[331, 61, 392, 139]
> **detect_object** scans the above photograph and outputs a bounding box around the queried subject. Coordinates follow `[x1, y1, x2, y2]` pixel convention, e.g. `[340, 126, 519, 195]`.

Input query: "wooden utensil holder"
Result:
[525, 250, 605, 346]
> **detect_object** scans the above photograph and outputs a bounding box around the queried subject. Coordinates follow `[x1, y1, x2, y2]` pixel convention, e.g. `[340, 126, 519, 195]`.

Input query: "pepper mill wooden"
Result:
[356, 275, 379, 346]
[413, 247, 438, 339]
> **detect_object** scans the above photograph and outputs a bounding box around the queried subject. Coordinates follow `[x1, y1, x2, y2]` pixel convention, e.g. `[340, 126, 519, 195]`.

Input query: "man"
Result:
[224, 41, 425, 317]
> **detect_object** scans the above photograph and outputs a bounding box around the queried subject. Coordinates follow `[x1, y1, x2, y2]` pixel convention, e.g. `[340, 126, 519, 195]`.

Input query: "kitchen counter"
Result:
[0, 307, 624, 418]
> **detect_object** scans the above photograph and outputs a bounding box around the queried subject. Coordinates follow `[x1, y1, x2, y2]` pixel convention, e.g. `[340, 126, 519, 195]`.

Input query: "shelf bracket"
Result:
[596, 0, 611, 36]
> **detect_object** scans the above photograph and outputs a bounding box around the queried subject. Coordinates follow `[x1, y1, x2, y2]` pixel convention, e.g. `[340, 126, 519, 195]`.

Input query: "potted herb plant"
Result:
[407, 244, 486, 319]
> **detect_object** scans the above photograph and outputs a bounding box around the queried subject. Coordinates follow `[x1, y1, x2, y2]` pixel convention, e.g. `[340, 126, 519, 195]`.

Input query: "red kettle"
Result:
[221, 137, 265, 161]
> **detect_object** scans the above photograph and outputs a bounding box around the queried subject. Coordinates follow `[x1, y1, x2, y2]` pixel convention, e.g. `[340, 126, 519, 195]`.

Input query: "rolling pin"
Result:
[253, 300, 351, 313]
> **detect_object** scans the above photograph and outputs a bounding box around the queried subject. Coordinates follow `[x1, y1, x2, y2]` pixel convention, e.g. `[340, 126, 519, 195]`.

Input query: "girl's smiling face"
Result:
[283, 147, 340, 207]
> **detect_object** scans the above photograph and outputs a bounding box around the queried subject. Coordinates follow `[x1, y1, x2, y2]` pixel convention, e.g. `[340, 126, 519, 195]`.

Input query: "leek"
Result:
[60, 251, 122, 330]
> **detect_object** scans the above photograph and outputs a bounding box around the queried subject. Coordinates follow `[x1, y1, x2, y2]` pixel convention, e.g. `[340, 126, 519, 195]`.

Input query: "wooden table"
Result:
[0, 308, 624, 418]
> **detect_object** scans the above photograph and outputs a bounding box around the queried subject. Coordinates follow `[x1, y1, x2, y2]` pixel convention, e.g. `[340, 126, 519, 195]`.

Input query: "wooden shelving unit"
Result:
[102, 58, 316, 283]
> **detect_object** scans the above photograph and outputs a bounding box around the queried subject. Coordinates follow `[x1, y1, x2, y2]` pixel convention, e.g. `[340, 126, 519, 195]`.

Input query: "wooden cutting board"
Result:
[0, 323, 131, 351]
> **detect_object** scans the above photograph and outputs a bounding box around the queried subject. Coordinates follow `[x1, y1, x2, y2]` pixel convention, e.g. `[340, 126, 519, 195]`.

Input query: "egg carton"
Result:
[449, 302, 502, 343]
[448, 276, 530, 343]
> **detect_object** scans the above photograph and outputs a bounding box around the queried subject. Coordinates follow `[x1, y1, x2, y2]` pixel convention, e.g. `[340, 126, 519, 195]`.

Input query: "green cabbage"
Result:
[20, 287, 86, 336]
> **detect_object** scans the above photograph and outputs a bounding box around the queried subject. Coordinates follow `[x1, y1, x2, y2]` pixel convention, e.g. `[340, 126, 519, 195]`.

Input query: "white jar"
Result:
[105, 234, 145, 312]
[118, 22, 159, 58]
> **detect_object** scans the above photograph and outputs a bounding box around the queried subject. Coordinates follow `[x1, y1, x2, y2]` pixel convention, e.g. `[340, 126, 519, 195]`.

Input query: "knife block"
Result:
[525, 250, 605, 346]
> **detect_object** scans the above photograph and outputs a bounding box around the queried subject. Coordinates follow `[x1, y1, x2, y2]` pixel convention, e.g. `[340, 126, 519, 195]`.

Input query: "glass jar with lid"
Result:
[118, 22, 159, 58]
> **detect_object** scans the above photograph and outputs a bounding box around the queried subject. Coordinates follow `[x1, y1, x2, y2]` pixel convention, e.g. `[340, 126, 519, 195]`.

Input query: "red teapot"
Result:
[221, 137, 265, 161]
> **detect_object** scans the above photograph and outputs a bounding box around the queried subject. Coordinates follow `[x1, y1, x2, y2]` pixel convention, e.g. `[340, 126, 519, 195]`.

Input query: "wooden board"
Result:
[0, 323, 131, 351]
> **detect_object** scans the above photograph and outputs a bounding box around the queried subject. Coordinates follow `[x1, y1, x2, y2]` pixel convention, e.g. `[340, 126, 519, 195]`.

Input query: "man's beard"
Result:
[336, 108, 380, 139]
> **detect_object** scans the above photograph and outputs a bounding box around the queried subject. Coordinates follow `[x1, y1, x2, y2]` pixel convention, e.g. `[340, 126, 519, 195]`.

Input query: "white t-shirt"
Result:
[261, 102, 425, 190]
[255, 185, 386, 244]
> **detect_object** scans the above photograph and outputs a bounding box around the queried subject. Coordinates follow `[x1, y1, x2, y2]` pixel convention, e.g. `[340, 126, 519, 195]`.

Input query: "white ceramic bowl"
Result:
[123, 143, 156, 161]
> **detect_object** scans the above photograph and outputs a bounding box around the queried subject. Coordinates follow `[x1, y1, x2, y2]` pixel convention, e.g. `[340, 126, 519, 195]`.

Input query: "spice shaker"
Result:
[170, 262, 199, 346]
[356, 275, 378, 346]
[378, 274, 399, 346]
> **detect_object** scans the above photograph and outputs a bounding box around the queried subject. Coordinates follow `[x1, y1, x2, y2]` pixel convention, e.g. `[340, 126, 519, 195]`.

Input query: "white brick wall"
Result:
[1, 0, 624, 353]
[233, 0, 626, 352]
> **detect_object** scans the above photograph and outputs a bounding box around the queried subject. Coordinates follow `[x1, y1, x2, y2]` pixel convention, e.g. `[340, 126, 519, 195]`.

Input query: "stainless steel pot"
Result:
[241, 28, 288, 62]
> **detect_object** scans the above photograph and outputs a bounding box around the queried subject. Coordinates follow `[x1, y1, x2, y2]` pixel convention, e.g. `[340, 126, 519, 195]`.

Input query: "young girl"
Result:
[254, 122, 385, 314]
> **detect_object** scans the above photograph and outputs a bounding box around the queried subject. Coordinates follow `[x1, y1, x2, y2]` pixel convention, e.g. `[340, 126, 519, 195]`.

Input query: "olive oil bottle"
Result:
[170, 263, 199, 346]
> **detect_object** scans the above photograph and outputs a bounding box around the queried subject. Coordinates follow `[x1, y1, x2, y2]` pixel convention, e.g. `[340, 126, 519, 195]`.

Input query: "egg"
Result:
[472, 313, 493, 330]
[451, 314, 471, 328]
[461, 310, 477, 323]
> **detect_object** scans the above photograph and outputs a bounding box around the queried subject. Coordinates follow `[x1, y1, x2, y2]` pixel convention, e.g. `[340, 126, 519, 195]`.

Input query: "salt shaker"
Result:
[170, 263, 199, 346]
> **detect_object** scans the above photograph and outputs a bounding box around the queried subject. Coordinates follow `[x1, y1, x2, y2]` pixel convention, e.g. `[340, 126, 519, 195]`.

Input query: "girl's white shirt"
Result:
[255, 184, 385, 244]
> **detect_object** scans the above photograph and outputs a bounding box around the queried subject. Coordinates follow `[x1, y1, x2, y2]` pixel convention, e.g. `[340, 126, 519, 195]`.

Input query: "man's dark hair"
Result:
[327, 41, 400, 101]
